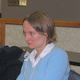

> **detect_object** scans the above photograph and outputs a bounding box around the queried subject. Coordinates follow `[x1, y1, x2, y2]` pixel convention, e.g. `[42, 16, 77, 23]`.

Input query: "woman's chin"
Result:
[28, 46, 35, 49]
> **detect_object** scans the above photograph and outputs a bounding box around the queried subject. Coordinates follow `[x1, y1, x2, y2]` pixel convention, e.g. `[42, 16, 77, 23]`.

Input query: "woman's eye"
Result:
[30, 32, 35, 36]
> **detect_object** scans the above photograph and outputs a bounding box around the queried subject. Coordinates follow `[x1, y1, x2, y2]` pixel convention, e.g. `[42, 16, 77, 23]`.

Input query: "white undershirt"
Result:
[24, 43, 55, 68]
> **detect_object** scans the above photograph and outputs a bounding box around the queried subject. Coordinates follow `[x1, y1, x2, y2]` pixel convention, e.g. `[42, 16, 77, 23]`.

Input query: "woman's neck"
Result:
[35, 45, 47, 59]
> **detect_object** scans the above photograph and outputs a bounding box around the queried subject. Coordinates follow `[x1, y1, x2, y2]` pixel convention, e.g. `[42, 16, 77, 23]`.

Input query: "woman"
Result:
[17, 11, 70, 80]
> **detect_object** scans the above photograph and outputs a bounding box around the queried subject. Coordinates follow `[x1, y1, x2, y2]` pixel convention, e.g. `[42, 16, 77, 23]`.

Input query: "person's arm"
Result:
[43, 50, 70, 80]
[4, 60, 23, 80]
[16, 65, 24, 80]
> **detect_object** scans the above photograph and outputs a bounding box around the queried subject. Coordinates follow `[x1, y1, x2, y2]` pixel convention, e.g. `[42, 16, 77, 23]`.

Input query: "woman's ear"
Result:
[44, 33, 48, 44]
[44, 33, 48, 38]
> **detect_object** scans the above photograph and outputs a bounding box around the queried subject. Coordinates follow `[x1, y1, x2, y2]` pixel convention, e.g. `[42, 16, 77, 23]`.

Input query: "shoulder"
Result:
[46, 46, 70, 70]
[48, 46, 68, 61]
[51, 46, 68, 56]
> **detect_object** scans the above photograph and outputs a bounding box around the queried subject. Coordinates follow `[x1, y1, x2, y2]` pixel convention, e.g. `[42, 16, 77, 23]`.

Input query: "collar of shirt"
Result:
[24, 51, 30, 61]
[29, 43, 55, 67]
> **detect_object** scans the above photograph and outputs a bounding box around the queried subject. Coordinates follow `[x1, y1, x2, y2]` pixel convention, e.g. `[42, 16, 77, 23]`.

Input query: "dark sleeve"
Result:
[5, 60, 23, 80]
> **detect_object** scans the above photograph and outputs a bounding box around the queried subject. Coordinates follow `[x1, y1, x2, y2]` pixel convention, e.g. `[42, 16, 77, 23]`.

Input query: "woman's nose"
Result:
[25, 34, 30, 41]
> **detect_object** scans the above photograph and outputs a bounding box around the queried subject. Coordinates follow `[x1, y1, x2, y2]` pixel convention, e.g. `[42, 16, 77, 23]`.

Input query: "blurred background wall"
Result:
[0, 0, 1, 13]
[1, 0, 80, 21]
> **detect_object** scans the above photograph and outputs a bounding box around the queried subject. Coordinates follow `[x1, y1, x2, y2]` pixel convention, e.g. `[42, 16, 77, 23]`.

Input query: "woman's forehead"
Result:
[23, 21, 37, 32]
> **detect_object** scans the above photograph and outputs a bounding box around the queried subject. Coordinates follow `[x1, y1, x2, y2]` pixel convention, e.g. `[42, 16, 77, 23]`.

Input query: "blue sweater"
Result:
[17, 46, 70, 80]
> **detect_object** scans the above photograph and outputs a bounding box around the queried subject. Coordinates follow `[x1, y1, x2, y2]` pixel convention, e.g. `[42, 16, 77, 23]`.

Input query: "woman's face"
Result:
[23, 21, 47, 50]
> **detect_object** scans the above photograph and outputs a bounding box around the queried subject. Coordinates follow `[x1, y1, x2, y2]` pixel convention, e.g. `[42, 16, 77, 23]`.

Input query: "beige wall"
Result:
[5, 24, 80, 53]
[55, 27, 80, 53]
[70, 65, 80, 74]
[5, 24, 27, 47]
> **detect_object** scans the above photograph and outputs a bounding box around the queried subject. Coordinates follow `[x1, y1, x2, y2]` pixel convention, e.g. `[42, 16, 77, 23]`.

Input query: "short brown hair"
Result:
[23, 11, 55, 43]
